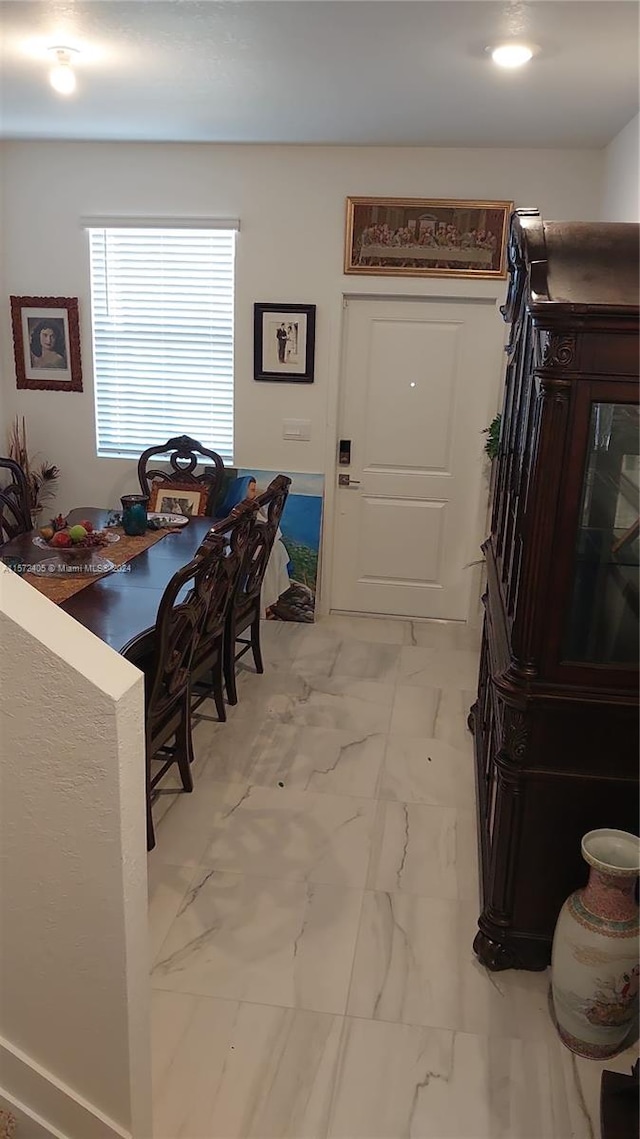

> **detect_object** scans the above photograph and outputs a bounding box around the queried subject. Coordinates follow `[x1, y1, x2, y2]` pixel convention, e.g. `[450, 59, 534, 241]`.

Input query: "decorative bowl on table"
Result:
[33, 518, 120, 558]
[146, 511, 190, 529]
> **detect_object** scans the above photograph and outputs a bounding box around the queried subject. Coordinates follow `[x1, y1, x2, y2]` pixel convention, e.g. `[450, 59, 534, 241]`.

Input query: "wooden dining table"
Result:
[1, 507, 213, 659]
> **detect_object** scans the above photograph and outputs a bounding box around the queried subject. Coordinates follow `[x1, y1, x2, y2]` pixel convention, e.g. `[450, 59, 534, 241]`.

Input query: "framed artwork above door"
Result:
[344, 197, 512, 279]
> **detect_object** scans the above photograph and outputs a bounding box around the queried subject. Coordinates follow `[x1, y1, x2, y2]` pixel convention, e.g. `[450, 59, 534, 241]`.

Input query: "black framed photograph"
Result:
[10, 295, 83, 391]
[254, 303, 316, 383]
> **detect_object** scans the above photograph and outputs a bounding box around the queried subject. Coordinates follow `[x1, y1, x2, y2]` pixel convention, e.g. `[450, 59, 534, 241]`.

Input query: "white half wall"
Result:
[0, 144, 6, 438]
[1, 140, 603, 520]
[0, 563, 151, 1139]
[602, 113, 640, 221]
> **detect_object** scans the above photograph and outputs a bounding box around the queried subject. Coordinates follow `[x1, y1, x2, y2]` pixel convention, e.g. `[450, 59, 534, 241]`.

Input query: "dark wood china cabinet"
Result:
[470, 209, 639, 971]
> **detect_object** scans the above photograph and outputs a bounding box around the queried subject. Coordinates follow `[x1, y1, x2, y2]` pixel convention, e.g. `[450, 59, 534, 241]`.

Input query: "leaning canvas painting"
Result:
[215, 469, 324, 622]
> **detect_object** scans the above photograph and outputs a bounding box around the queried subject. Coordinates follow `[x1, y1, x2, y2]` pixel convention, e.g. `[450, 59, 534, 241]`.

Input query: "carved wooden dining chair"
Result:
[0, 457, 31, 545]
[124, 531, 228, 850]
[189, 506, 256, 722]
[223, 474, 292, 706]
[137, 434, 225, 517]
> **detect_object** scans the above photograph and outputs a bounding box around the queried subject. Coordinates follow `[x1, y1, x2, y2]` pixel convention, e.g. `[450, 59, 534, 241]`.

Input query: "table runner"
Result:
[24, 527, 169, 605]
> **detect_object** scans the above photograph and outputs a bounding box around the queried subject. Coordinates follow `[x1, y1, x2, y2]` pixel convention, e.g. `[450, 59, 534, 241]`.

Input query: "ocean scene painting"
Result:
[214, 469, 324, 622]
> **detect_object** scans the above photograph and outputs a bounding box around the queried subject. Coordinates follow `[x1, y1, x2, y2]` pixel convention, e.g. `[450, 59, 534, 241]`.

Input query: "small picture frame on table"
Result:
[149, 481, 209, 518]
[254, 303, 316, 383]
[10, 295, 83, 391]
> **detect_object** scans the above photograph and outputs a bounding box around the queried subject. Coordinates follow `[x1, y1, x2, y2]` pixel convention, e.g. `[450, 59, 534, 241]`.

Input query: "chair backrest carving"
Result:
[147, 515, 257, 729]
[193, 508, 256, 649]
[233, 474, 292, 607]
[146, 548, 213, 733]
[0, 457, 31, 545]
[137, 434, 225, 516]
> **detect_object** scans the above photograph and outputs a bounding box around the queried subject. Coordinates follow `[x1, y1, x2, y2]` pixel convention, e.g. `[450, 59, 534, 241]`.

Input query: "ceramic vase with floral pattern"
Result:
[551, 828, 640, 1059]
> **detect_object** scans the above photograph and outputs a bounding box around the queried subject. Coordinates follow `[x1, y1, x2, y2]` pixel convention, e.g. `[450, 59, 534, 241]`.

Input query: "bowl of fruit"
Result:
[34, 516, 120, 557]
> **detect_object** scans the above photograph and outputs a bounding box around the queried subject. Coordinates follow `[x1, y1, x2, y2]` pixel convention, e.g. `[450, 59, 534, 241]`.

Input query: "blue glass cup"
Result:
[120, 495, 148, 536]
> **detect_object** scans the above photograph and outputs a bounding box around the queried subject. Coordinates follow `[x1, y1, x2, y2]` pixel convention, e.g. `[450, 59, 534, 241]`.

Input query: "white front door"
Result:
[331, 296, 501, 620]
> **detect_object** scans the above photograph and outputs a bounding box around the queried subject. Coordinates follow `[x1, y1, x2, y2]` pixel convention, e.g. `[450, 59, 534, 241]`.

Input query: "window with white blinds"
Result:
[88, 226, 236, 462]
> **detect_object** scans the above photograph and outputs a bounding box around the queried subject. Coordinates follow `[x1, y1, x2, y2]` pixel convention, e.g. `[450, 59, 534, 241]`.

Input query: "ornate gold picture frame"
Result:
[344, 197, 513, 279]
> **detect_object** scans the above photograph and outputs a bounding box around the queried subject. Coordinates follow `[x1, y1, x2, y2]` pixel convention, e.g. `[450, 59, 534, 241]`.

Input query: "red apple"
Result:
[79, 519, 94, 533]
[51, 531, 72, 548]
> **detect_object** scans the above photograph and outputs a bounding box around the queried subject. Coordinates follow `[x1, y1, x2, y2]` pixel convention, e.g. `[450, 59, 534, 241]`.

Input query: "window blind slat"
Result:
[89, 226, 235, 463]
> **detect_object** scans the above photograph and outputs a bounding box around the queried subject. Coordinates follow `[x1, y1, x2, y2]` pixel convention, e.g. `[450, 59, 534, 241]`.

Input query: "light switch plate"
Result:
[283, 419, 311, 441]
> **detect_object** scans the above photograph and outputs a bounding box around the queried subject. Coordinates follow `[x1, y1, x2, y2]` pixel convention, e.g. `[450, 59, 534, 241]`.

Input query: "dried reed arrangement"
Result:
[7, 416, 60, 512]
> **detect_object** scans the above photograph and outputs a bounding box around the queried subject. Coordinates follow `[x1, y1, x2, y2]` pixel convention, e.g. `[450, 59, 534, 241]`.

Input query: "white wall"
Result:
[0, 563, 151, 1139]
[602, 113, 640, 221]
[1, 140, 603, 523]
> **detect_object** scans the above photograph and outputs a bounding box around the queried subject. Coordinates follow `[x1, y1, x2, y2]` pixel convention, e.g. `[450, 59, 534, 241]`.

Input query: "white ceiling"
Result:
[1, 1, 638, 148]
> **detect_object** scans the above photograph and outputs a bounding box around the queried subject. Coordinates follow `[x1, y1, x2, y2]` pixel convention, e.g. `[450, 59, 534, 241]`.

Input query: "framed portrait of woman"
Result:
[10, 295, 83, 391]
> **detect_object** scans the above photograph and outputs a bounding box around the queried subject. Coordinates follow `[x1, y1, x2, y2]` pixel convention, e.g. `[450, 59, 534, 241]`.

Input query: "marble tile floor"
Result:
[148, 615, 638, 1139]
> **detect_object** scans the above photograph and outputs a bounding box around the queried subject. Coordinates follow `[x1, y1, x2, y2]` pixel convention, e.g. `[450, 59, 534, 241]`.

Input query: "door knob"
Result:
[338, 474, 361, 488]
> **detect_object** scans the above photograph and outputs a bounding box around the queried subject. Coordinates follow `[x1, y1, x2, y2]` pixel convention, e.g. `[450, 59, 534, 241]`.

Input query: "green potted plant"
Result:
[7, 416, 60, 524]
[465, 414, 502, 574]
[482, 413, 501, 461]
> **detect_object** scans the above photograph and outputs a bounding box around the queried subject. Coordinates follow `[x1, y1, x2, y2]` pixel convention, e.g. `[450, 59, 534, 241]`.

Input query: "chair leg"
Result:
[251, 614, 264, 674]
[212, 653, 227, 722]
[186, 703, 195, 767]
[175, 695, 194, 793]
[145, 744, 156, 851]
[147, 795, 156, 851]
[224, 619, 238, 706]
[144, 742, 156, 851]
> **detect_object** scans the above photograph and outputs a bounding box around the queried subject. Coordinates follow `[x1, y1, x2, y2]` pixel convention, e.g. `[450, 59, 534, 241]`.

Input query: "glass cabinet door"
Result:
[564, 402, 639, 663]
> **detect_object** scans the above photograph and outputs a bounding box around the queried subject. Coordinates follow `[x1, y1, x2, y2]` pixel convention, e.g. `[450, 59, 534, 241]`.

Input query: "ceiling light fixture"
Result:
[48, 47, 78, 95]
[490, 43, 534, 69]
